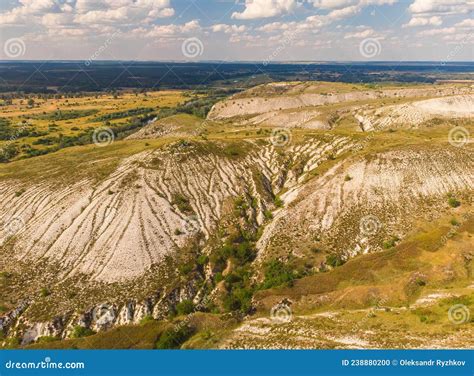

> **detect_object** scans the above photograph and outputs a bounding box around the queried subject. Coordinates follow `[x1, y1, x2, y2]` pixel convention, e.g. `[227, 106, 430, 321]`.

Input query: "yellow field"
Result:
[0, 91, 187, 159]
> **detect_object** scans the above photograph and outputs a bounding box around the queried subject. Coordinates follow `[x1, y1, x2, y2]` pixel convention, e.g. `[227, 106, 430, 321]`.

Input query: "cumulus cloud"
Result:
[343, 27, 376, 38]
[309, 0, 358, 9]
[0, 0, 57, 24]
[418, 27, 456, 36]
[409, 0, 472, 15]
[257, 22, 292, 32]
[211, 24, 247, 34]
[327, 5, 360, 19]
[74, 0, 175, 25]
[403, 16, 443, 27]
[0, 0, 472, 61]
[310, 0, 397, 9]
[140, 20, 201, 37]
[0, 0, 175, 27]
[232, 0, 297, 20]
[455, 19, 474, 28]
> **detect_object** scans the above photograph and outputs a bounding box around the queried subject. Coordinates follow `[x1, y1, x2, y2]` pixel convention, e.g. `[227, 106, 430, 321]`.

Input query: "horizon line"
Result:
[1, 59, 473, 64]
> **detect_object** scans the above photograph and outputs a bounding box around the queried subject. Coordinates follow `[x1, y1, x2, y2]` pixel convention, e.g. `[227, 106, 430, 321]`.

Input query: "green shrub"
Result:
[15, 189, 26, 197]
[139, 315, 155, 325]
[155, 324, 195, 349]
[225, 273, 243, 285]
[31, 109, 99, 121]
[264, 210, 273, 220]
[0, 144, 19, 162]
[448, 197, 461, 208]
[178, 263, 193, 275]
[383, 236, 400, 249]
[70, 325, 95, 338]
[197, 255, 209, 266]
[4, 337, 20, 349]
[172, 194, 193, 214]
[176, 300, 195, 316]
[261, 259, 295, 289]
[92, 107, 152, 122]
[222, 287, 253, 313]
[36, 336, 58, 344]
[325, 253, 345, 268]
[274, 196, 283, 208]
[215, 241, 256, 266]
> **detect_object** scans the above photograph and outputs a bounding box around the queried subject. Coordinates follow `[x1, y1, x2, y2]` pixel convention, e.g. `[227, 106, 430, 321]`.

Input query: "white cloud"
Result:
[75, 0, 105, 13]
[309, 0, 398, 23]
[41, 13, 75, 28]
[0, 0, 57, 24]
[309, 0, 357, 9]
[211, 24, 247, 34]
[253, 0, 397, 37]
[442, 32, 473, 43]
[0, 0, 174, 27]
[139, 20, 201, 38]
[257, 21, 292, 32]
[455, 19, 474, 28]
[327, 5, 360, 19]
[310, 0, 398, 10]
[74, 0, 174, 25]
[344, 28, 376, 38]
[18, 0, 57, 12]
[403, 16, 443, 27]
[74, 8, 129, 24]
[409, 0, 472, 15]
[232, 0, 297, 20]
[418, 27, 456, 36]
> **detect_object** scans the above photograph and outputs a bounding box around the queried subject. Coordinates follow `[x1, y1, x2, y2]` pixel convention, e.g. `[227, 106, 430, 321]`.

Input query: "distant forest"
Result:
[0, 61, 472, 93]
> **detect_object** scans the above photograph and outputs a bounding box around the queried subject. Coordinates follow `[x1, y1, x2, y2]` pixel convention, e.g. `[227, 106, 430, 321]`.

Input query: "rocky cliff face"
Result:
[0, 135, 357, 344]
[256, 145, 473, 265]
[207, 82, 472, 124]
[1, 82, 472, 348]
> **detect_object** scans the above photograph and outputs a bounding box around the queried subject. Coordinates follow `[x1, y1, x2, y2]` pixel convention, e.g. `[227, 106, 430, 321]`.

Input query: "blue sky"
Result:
[0, 0, 472, 61]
